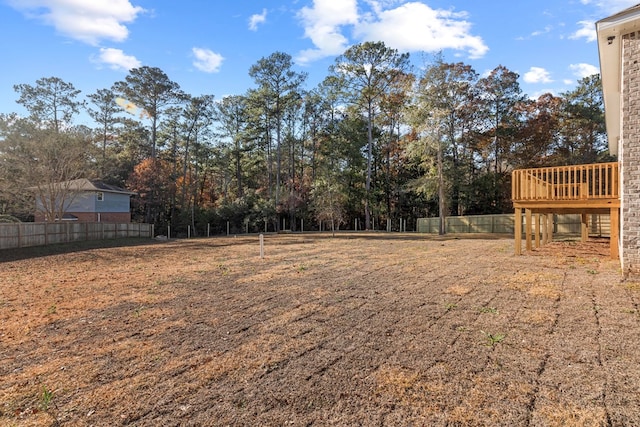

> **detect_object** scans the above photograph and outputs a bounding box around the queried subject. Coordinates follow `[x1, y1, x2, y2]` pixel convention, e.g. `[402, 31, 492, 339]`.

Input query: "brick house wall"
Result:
[34, 212, 131, 223]
[622, 32, 640, 276]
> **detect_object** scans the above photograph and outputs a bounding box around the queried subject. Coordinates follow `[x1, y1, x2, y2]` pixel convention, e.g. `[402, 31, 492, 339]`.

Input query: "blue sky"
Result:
[1, 0, 638, 126]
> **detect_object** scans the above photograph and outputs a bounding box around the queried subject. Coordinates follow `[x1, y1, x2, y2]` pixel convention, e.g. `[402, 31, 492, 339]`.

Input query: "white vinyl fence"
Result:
[0, 222, 152, 250]
[417, 213, 611, 236]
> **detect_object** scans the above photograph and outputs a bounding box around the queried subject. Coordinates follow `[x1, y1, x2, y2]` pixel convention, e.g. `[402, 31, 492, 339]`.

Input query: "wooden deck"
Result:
[512, 162, 620, 259]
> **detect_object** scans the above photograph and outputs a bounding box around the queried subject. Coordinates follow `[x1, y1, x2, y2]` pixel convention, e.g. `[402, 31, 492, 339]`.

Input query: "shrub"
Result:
[0, 214, 21, 223]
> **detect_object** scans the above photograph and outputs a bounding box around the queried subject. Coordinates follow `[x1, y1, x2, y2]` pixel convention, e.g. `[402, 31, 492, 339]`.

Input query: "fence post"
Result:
[260, 233, 264, 258]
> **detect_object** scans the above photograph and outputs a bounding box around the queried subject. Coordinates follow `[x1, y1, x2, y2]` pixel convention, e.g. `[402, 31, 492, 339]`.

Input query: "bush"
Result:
[0, 214, 21, 223]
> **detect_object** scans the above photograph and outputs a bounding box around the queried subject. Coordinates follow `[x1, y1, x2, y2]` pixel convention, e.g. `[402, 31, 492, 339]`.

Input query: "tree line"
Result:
[0, 42, 611, 234]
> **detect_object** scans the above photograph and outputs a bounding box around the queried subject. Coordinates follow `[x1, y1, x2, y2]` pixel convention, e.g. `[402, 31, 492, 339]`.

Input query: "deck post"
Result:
[525, 208, 533, 252]
[547, 215, 554, 243]
[534, 213, 541, 248]
[515, 208, 522, 255]
[581, 213, 588, 242]
[610, 207, 620, 260]
[541, 214, 548, 244]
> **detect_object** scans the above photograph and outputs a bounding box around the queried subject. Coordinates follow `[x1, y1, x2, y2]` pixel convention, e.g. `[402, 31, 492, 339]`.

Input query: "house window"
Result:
[96, 191, 104, 202]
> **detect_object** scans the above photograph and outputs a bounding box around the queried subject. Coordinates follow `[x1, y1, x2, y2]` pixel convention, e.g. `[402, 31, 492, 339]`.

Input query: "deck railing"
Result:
[512, 162, 619, 202]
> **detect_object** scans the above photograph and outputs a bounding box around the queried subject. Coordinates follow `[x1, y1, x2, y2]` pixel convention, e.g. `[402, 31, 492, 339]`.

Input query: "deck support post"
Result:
[525, 208, 533, 252]
[581, 213, 588, 242]
[547, 214, 554, 243]
[534, 214, 541, 248]
[610, 207, 620, 260]
[541, 214, 548, 244]
[515, 208, 522, 255]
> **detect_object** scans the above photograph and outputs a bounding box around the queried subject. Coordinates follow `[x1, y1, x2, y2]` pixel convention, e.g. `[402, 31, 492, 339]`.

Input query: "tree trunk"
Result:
[365, 102, 373, 230]
[438, 131, 446, 235]
[235, 136, 242, 198]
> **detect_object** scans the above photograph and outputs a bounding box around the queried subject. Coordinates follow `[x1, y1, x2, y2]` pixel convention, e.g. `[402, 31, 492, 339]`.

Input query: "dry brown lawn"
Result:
[1, 233, 638, 426]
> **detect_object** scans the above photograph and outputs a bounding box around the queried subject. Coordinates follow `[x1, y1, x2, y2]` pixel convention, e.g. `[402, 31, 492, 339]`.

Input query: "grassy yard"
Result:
[0, 233, 637, 426]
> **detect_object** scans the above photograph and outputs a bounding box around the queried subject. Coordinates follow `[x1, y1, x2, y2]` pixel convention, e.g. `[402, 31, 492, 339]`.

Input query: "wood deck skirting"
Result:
[512, 162, 620, 259]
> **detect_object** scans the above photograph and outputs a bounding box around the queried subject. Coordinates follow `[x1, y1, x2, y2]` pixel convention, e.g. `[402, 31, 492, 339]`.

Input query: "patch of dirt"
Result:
[1, 233, 638, 426]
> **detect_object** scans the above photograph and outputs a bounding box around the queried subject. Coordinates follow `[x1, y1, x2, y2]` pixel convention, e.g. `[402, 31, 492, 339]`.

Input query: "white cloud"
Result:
[580, 0, 639, 15]
[523, 67, 553, 84]
[529, 89, 558, 100]
[8, 0, 145, 45]
[530, 25, 553, 37]
[295, 0, 487, 64]
[296, 0, 359, 64]
[192, 47, 224, 73]
[93, 47, 141, 71]
[354, 2, 488, 59]
[249, 9, 267, 31]
[570, 63, 599, 78]
[570, 20, 596, 42]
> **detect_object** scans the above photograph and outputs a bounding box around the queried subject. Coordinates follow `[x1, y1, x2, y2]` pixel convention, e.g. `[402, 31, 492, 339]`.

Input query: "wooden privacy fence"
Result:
[417, 213, 612, 236]
[0, 222, 152, 250]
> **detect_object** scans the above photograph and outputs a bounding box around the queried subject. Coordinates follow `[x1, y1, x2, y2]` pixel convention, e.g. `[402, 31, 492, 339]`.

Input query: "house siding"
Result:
[35, 191, 132, 223]
[94, 192, 132, 213]
[622, 32, 640, 276]
[64, 191, 131, 213]
[76, 192, 98, 214]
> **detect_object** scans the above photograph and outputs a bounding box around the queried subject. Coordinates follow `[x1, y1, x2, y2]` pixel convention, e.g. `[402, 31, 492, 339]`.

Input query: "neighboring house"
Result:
[597, 4, 640, 277]
[34, 179, 136, 223]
